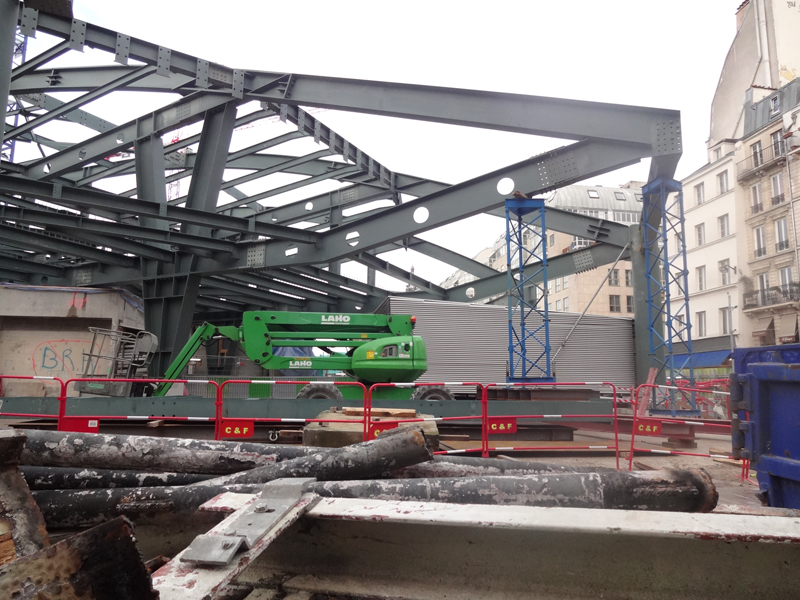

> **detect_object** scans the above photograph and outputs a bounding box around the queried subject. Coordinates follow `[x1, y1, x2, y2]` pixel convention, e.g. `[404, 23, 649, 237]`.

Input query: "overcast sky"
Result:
[59, 1, 739, 288]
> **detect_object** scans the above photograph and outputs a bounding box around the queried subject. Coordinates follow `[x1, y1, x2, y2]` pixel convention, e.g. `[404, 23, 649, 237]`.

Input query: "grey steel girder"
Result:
[371, 238, 499, 280]
[0, 174, 319, 243]
[5, 65, 157, 141]
[237, 139, 643, 270]
[0, 222, 136, 267]
[16, 93, 117, 134]
[352, 252, 445, 298]
[444, 243, 632, 303]
[0, 202, 234, 253]
[0, 253, 65, 277]
[9, 64, 194, 94]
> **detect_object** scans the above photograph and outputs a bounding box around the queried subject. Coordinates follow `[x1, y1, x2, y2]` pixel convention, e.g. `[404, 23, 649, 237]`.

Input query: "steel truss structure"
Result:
[0, 1, 684, 382]
[506, 198, 552, 381]
[642, 177, 696, 412]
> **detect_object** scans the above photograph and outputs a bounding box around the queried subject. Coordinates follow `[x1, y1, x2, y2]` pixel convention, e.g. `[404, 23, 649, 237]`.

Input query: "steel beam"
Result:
[5, 66, 156, 140]
[0, 254, 65, 277]
[444, 243, 631, 303]
[0, 0, 17, 151]
[17, 92, 117, 133]
[9, 40, 70, 81]
[241, 140, 643, 269]
[9, 64, 193, 94]
[0, 174, 318, 243]
[0, 223, 136, 266]
[202, 277, 306, 308]
[353, 252, 445, 297]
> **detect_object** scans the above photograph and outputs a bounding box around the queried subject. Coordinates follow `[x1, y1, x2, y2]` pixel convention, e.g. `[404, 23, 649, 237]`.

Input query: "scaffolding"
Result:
[506, 198, 553, 382]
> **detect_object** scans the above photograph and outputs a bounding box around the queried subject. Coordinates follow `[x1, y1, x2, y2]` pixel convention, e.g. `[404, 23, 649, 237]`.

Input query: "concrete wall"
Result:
[0, 285, 145, 397]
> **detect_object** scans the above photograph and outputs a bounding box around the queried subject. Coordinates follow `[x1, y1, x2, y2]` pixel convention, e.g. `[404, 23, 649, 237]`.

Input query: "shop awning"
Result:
[752, 317, 774, 338]
[777, 314, 798, 343]
[675, 350, 732, 370]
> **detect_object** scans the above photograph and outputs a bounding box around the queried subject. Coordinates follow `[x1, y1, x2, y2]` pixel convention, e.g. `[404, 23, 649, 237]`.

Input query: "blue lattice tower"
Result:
[642, 177, 696, 413]
[506, 198, 553, 382]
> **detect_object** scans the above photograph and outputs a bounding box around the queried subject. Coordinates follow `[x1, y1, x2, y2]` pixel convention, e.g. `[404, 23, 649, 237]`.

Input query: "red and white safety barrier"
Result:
[0, 375, 65, 420]
[217, 379, 368, 441]
[482, 382, 621, 467]
[627, 383, 733, 471]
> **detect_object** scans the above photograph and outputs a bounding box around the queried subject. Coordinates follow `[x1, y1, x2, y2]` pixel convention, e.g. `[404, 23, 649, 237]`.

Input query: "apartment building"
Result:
[668, 141, 738, 351]
[736, 79, 800, 345]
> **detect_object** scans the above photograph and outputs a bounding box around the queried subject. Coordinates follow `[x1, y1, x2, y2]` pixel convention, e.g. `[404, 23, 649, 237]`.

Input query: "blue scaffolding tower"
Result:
[506, 198, 553, 382]
[642, 177, 696, 414]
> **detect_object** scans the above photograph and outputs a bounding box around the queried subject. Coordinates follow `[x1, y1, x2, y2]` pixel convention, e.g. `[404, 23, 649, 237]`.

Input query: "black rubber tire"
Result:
[409, 385, 455, 401]
[296, 383, 344, 400]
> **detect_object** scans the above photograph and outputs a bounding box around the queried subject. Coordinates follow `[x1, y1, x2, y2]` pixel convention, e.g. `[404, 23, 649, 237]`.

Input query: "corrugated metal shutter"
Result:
[377, 297, 635, 388]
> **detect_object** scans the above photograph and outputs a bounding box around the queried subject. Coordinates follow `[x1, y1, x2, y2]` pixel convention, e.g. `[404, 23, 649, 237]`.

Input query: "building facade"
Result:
[668, 141, 739, 351]
[736, 79, 800, 345]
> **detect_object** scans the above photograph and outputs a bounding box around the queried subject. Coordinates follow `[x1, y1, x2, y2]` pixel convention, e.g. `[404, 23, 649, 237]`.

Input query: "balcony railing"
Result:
[754, 246, 767, 258]
[777, 239, 790, 252]
[744, 283, 800, 310]
[737, 141, 786, 180]
[751, 202, 764, 214]
[772, 193, 785, 206]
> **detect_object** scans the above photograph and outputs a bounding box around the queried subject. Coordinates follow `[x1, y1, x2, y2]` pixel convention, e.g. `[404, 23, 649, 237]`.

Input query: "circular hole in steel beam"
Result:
[497, 177, 515, 196]
[413, 207, 429, 224]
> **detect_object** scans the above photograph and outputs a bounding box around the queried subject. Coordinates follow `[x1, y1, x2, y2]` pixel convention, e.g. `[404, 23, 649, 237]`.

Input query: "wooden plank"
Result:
[342, 407, 417, 418]
[0, 532, 15, 567]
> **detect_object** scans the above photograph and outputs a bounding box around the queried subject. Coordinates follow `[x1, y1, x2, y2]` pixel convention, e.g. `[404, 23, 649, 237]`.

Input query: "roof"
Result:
[546, 185, 642, 212]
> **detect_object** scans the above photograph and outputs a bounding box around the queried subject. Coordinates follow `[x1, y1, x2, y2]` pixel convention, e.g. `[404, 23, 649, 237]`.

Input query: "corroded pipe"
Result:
[390, 455, 615, 478]
[189, 426, 433, 487]
[19, 429, 319, 474]
[20, 466, 216, 490]
[308, 469, 719, 513]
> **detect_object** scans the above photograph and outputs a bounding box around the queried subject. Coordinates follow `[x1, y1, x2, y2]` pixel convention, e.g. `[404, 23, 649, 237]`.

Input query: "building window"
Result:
[752, 141, 763, 168]
[718, 170, 729, 194]
[635, 194, 643, 203]
[547, 280, 553, 294]
[556, 299, 561, 311]
[775, 218, 789, 252]
[771, 130, 783, 155]
[754, 225, 767, 258]
[694, 183, 705, 205]
[563, 297, 569, 311]
[714, 148, 722, 161]
[758, 272, 770, 291]
[675, 234, 683, 253]
[696, 311, 707, 337]
[626, 295, 633, 313]
[587, 190, 600, 199]
[697, 265, 706, 291]
[720, 307, 732, 335]
[771, 172, 784, 205]
[780, 266, 793, 287]
[751, 183, 763, 214]
[625, 269, 632, 287]
[695, 223, 705, 246]
[719, 259, 732, 285]
[718, 214, 729, 238]
[609, 269, 620, 286]
[549, 233, 555, 247]
[555, 277, 561, 292]
[770, 96, 780, 114]
[562, 276, 568, 289]
[609, 295, 621, 313]
[614, 191, 626, 201]
[675, 313, 684, 325]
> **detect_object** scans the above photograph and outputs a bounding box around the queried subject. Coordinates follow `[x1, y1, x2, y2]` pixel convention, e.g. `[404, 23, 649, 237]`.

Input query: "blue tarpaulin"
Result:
[675, 350, 732, 370]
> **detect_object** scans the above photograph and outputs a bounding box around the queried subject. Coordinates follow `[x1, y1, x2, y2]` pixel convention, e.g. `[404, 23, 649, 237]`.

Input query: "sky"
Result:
[24, 1, 740, 290]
